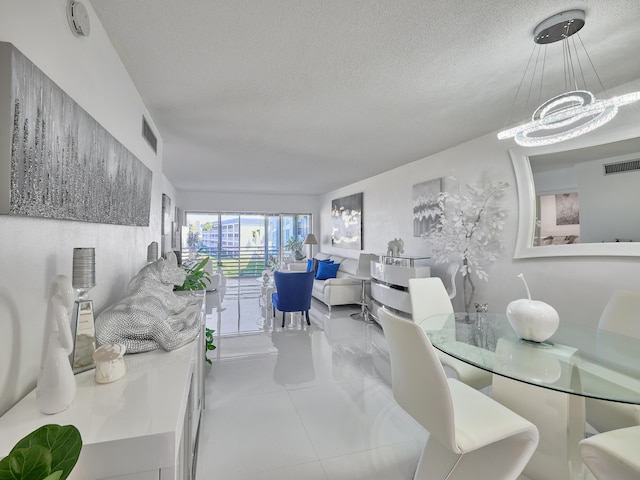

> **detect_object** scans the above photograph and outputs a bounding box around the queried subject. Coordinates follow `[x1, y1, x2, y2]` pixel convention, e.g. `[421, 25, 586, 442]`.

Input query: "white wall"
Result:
[0, 1, 165, 415]
[319, 103, 640, 323]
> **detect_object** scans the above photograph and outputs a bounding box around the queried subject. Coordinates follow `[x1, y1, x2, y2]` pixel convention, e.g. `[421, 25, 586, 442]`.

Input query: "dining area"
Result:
[379, 277, 640, 480]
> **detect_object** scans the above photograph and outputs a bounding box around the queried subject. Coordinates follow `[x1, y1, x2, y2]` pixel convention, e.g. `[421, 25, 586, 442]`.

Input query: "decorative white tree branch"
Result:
[422, 176, 510, 313]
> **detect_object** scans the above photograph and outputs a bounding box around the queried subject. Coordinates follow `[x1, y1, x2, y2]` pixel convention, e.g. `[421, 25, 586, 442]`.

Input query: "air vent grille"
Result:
[142, 116, 157, 154]
[603, 159, 640, 175]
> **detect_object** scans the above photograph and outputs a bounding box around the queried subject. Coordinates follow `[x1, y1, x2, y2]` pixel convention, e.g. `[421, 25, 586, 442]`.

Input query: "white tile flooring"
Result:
[195, 291, 428, 480]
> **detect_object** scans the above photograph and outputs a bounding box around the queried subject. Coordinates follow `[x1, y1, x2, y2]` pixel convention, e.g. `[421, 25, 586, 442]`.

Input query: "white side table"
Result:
[257, 278, 275, 326]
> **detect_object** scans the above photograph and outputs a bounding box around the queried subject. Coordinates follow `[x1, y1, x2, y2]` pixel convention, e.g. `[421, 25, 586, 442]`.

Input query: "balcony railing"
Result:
[188, 244, 284, 278]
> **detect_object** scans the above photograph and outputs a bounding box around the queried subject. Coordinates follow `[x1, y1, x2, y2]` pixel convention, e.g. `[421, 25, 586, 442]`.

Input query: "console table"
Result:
[368, 256, 430, 322]
[0, 292, 206, 480]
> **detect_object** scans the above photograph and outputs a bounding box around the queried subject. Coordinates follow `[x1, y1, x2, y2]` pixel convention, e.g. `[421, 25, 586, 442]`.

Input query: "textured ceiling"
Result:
[89, 0, 640, 195]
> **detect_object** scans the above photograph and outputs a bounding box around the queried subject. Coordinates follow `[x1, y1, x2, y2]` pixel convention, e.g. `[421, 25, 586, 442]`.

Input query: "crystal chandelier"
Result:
[498, 10, 640, 147]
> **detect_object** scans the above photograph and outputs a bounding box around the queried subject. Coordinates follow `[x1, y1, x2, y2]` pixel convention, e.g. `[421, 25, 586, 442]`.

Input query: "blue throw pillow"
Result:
[306, 259, 314, 272]
[316, 261, 340, 280]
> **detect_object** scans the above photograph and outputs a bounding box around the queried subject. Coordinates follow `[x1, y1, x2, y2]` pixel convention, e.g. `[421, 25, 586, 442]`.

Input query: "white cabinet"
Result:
[0, 293, 206, 480]
[369, 257, 430, 321]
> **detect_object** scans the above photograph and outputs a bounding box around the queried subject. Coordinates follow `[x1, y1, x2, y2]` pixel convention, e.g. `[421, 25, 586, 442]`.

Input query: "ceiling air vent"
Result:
[603, 159, 640, 176]
[142, 116, 157, 154]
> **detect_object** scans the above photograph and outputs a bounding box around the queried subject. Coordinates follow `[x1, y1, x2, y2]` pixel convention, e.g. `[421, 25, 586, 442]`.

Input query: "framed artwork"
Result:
[412, 178, 442, 237]
[162, 194, 172, 235]
[331, 192, 363, 250]
[3, 43, 152, 226]
[555, 193, 579, 225]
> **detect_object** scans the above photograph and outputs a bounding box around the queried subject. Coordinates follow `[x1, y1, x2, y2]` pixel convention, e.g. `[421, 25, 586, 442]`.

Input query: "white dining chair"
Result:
[580, 425, 640, 480]
[378, 309, 539, 480]
[586, 290, 640, 433]
[408, 277, 492, 390]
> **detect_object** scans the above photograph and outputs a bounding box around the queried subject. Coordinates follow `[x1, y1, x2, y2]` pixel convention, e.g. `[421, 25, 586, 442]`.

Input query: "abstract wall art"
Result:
[0, 43, 152, 226]
[412, 177, 442, 237]
[331, 192, 362, 250]
[555, 193, 580, 226]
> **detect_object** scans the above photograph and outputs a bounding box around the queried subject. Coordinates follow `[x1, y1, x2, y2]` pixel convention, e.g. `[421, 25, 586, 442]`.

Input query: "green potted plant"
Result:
[205, 327, 217, 365]
[285, 238, 305, 261]
[0, 424, 82, 480]
[174, 256, 211, 291]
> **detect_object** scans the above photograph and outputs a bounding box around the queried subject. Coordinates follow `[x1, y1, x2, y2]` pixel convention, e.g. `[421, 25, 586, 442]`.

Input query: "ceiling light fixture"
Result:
[498, 10, 640, 148]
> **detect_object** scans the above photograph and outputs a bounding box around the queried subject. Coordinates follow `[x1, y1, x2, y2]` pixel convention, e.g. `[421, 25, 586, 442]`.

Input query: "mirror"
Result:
[511, 136, 640, 258]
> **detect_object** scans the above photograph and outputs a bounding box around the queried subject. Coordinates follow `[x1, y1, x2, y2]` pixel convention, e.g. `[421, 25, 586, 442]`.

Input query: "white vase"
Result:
[36, 275, 77, 415]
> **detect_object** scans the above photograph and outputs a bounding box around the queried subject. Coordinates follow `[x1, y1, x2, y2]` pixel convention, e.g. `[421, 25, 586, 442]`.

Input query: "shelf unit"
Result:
[0, 293, 207, 480]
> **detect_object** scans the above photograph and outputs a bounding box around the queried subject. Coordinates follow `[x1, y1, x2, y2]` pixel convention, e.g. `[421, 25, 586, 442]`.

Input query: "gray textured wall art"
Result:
[0, 43, 152, 226]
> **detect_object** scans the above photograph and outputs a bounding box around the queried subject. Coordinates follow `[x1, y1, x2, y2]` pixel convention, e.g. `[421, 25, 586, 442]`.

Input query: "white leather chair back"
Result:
[586, 290, 640, 433]
[356, 253, 379, 277]
[598, 290, 640, 339]
[378, 309, 458, 452]
[408, 277, 453, 322]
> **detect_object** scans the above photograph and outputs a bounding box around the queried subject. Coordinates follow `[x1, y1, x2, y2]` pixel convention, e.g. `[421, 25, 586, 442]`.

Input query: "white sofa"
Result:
[288, 253, 361, 310]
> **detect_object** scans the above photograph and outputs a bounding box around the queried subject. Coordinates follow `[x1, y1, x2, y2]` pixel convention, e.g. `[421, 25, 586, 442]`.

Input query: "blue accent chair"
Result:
[272, 270, 315, 328]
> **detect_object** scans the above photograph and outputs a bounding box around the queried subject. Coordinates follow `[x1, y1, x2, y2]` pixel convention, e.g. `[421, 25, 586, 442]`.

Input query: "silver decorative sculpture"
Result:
[70, 247, 97, 373]
[95, 252, 202, 353]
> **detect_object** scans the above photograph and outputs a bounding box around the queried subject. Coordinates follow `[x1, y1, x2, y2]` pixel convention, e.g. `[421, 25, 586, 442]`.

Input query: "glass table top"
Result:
[418, 313, 640, 404]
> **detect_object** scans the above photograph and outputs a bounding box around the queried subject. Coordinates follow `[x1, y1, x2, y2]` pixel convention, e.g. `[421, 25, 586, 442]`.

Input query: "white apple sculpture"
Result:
[506, 273, 559, 343]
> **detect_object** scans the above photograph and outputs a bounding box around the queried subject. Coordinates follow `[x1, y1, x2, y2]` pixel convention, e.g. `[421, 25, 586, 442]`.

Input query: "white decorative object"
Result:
[423, 176, 509, 313]
[36, 275, 77, 415]
[95, 251, 203, 353]
[386, 238, 404, 257]
[506, 273, 559, 343]
[94, 343, 127, 384]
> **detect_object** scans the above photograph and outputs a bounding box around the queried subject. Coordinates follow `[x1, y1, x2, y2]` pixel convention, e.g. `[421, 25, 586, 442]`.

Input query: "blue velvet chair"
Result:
[272, 271, 315, 328]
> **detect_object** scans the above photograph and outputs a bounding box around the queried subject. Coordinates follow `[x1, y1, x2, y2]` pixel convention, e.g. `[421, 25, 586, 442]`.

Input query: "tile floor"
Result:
[195, 290, 428, 480]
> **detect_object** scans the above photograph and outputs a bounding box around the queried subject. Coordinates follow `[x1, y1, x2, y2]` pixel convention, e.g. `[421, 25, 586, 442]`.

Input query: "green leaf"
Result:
[0, 446, 52, 480]
[42, 472, 63, 480]
[4, 425, 82, 480]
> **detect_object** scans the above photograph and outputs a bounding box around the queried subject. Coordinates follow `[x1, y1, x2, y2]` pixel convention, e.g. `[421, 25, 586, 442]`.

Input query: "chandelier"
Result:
[497, 10, 640, 148]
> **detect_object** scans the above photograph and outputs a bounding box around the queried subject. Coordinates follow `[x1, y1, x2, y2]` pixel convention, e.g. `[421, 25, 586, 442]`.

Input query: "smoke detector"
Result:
[67, 1, 90, 37]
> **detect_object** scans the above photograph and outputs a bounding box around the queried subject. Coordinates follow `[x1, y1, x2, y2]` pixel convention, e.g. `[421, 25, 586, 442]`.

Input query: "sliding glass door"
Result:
[184, 212, 311, 278]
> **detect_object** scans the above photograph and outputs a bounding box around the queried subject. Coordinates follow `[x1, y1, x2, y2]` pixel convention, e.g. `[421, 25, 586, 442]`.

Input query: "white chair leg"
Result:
[415, 431, 538, 480]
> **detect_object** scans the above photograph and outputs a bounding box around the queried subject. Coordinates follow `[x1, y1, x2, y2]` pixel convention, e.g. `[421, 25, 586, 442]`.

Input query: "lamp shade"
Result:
[72, 247, 95, 290]
[303, 234, 318, 245]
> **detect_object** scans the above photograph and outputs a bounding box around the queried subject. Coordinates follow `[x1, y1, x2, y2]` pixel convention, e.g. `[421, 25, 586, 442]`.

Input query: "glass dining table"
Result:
[418, 313, 640, 480]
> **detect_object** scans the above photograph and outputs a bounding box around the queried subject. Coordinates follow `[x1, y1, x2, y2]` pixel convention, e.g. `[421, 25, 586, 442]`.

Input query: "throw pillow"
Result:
[316, 261, 340, 280]
[307, 258, 329, 273]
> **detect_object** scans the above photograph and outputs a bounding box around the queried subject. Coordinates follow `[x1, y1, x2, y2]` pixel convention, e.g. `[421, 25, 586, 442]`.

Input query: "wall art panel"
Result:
[412, 177, 442, 237]
[1, 43, 152, 226]
[331, 192, 363, 249]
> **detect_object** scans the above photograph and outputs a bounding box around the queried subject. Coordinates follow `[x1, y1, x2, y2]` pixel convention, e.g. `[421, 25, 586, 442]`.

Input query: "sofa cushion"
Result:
[338, 258, 358, 276]
[306, 259, 316, 273]
[316, 261, 340, 280]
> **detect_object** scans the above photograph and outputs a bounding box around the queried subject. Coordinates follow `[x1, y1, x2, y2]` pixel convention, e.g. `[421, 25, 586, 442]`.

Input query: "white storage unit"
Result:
[369, 256, 431, 321]
[0, 293, 206, 480]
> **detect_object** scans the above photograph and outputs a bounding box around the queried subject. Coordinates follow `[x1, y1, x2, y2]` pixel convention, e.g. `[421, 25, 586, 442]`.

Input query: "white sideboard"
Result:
[0, 292, 206, 480]
[369, 257, 430, 321]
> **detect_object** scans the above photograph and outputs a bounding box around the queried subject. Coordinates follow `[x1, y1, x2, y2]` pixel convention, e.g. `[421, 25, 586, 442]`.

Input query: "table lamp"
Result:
[303, 233, 318, 259]
[70, 247, 97, 373]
